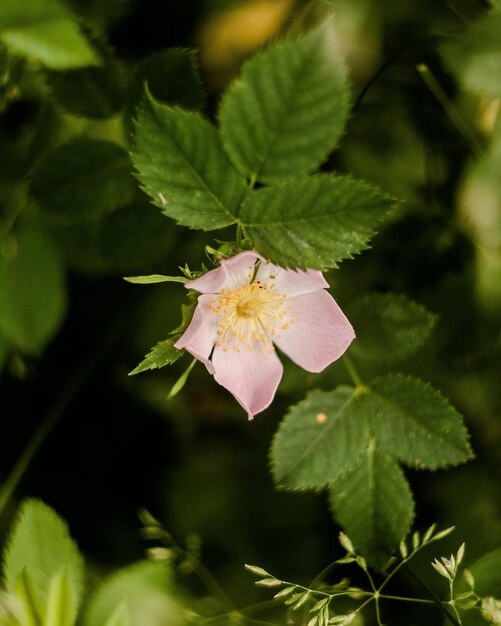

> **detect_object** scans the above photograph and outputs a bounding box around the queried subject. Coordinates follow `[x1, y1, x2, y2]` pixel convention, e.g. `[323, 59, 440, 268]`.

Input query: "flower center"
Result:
[209, 280, 290, 352]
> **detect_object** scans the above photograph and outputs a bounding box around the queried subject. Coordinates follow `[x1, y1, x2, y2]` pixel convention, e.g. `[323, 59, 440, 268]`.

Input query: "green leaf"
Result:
[0, 0, 100, 69]
[44, 567, 80, 626]
[442, 12, 501, 98]
[45, 46, 125, 119]
[240, 175, 395, 269]
[82, 561, 182, 626]
[271, 387, 370, 490]
[124, 275, 187, 284]
[129, 337, 183, 376]
[0, 226, 66, 353]
[167, 357, 196, 399]
[47, 199, 176, 275]
[459, 548, 501, 597]
[132, 91, 245, 230]
[126, 48, 204, 122]
[30, 139, 134, 224]
[329, 442, 414, 569]
[357, 374, 473, 469]
[104, 604, 130, 626]
[3, 500, 84, 610]
[14, 569, 44, 626]
[346, 292, 437, 362]
[219, 25, 350, 183]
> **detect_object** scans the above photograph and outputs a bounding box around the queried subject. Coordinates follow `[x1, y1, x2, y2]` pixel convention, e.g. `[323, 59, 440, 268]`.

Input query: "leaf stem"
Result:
[416, 63, 486, 160]
[342, 355, 365, 388]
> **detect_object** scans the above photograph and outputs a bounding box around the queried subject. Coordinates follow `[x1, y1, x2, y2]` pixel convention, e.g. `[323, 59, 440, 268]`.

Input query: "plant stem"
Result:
[342, 355, 365, 388]
[416, 63, 486, 160]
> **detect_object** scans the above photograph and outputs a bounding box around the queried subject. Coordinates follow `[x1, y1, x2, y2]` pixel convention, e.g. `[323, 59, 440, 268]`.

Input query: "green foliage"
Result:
[271, 387, 368, 490]
[44, 567, 80, 626]
[132, 92, 246, 230]
[127, 48, 205, 117]
[124, 275, 187, 285]
[0, 0, 100, 69]
[81, 561, 182, 626]
[240, 175, 395, 269]
[362, 374, 473, 469]
[3, 499, 84, 615]
[271, 374, 471, 566]
[442, 11, 501, 98]
[329, 443, 414, 570]
[129, 338, 183, 375]
[0, 225, 66, 353]
[462, 548, 501, 598]
[47, 199, 175, 275]
[45, 48, 125, 119]
[346, 292, 437, 362]
[219, 25, 350, 183]
[30, 139, 134, 223]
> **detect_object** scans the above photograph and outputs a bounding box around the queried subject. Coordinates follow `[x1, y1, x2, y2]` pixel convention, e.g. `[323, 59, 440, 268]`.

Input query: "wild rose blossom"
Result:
[174, 251, 355, 419]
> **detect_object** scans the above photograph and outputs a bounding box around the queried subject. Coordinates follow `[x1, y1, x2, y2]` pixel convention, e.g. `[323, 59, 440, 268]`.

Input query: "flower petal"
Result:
[211, 342, 283, 419]
[273, 290, 355, 372]
[174, 294, 218, 373]
[256, 263, 329, 297]
[186, 251, 263, 294]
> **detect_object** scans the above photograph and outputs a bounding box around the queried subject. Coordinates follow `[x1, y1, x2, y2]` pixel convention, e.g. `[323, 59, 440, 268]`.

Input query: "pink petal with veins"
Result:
[174, 294, 219, 374]
[211, 341, 283, 419]
[186, 251, 263, 294]
[273, 289, 355, 373]
[256, 263, 329, 297]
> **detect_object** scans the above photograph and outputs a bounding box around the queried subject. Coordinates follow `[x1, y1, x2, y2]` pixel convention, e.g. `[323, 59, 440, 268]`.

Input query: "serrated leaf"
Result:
[126, 48, 204, 122]
[240, 175, 395, 269]
[441, 12, 501, 98]
[346, 292, 437, 362]
[3, 500, 84, 610]
[0, 226, 66, 353]
[44, 567, 79, 626]
[132, 91, 245, 231]
[329, 442, 414, 569]
[354, 374, 473, 469]
[0, 0, 100, 69]
[45, 45, 124, 119]
[124, 275, 187, 284]
[219, 25, 350, 183]
[129, 337, 182, 375]
[271, 387, 370, 491]
[81, 561, 181, 626]
[30, 139, 134, 224]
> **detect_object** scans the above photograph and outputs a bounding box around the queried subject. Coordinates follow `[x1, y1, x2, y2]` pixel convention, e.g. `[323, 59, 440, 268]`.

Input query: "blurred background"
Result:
[0, 0, 500, 623]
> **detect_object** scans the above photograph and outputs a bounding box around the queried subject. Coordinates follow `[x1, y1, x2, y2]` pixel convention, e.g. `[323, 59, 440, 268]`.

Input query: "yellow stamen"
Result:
[210, 279, 292, 352]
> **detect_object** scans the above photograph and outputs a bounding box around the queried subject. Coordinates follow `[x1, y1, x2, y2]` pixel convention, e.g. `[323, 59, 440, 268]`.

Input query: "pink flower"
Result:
[174, 251, 355, 419]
